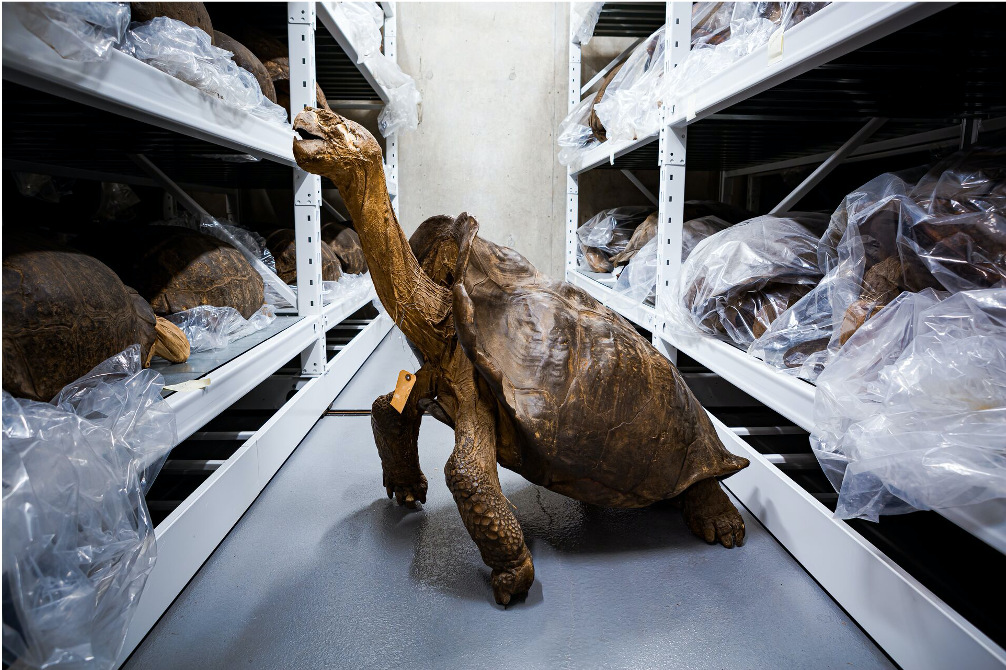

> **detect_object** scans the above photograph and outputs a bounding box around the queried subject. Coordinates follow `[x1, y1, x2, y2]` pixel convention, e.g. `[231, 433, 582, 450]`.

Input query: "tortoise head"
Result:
[293, 108, 382, 185]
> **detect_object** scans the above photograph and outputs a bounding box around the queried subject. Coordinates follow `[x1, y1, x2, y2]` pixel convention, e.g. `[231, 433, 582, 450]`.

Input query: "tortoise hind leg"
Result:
[680, 478, 746, 549]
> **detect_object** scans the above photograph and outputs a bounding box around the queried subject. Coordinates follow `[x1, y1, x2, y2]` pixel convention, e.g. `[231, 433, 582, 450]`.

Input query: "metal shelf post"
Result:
[289, 1, 326, 376]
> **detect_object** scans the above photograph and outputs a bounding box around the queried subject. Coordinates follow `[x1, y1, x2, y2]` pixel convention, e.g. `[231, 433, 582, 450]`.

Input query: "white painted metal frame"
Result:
[118, 314, 393, 666]
[289, 2, 327, 375]
[3, 6, 402, 665]
[1, 4, 297, 165]
[565, 2, 1006, 666]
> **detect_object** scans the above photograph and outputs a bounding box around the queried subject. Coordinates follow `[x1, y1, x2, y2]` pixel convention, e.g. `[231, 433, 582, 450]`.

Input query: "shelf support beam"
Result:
[620, 169, 658, 206]
[770, 116, 887, 215]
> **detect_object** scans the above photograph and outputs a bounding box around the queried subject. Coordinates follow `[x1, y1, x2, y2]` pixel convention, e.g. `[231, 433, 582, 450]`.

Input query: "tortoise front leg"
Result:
[445, 369, 533, 605]
[371, 366, 435, 508]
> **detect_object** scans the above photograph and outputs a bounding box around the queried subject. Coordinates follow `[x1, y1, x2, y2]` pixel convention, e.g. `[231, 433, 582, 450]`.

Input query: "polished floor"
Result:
[124, 330, 895, 670]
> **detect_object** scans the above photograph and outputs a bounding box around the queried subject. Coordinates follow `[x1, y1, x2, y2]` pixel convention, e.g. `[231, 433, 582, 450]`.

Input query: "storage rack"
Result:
[3, 3, 401, 664]
[566, 3, 1006, 669]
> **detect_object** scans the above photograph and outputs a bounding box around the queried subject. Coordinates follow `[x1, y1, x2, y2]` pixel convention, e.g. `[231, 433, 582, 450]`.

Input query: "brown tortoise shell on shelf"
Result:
[81, 226, 265, 320]
[264, 229, 342, 284]
[3, 232, 188, 402]
[321, 222, 368, 274]
[213, 30, 276, 103]
[130, 2, 214, 36]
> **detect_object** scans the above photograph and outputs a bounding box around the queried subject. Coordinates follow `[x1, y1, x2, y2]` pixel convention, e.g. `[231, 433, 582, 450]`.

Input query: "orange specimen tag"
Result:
[390, 370, 417, 413]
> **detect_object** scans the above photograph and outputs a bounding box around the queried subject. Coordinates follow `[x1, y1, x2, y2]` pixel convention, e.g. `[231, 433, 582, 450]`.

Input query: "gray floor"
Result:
[329, 328, 420, 410]
[125, 330, 895, 670]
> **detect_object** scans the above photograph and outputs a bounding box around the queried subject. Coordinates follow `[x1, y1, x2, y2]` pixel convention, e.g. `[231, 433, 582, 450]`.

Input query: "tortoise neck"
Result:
[335, 163, 453, 359]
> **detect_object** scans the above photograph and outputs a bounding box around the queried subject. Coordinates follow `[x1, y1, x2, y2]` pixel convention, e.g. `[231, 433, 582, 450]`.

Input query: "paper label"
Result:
[390, 370, 417, 413]
[685, 93, 698, 121]
[767, 28, 784, 65]
[164, 378, 211, 393]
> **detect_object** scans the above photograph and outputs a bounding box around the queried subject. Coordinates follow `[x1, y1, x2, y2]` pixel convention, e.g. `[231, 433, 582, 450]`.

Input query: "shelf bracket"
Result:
[770, 117, 887, 215]
[128, 153, 298, 308]
[580, 36, 644, 96]
[620, 169, 658, 206]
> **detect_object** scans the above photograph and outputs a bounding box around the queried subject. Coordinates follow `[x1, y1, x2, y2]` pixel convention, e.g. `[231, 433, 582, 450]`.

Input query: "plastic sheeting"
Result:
[672, 214, 826, 348]
[571, 2, 604, 45]
[120, 17, 288, 126]
[330, 0, 420, 137]
[751, 145, 1006, 380]
[811, 288, 1006, 521]
[576, 206, 653, 273]
[613, 235, 658, 303]
[165, 304, 276, 353]
[12, 1, 129, 61]
[12, 172, 74, 203]
[559, 2, 829, 161]
[2, 345, 175, 670]
[592, 26, 666, 144]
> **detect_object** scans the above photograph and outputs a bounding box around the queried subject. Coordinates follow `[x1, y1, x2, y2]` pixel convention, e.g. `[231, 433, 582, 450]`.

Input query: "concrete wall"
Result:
[395, 4, 716, 280]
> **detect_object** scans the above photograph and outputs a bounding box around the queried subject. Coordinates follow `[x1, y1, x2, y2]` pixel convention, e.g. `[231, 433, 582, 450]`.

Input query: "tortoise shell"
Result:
[214, 30, 276, 103]
[265, 229, 342, 284]
[130, 2, 213, 37]
[321, 222, 368, 274]
[3, 232, 158, 401]
[83, 226, 264, 319]
[440, 220, 747, 508]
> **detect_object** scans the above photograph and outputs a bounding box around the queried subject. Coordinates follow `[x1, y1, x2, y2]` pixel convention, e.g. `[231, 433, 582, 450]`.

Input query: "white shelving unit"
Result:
[3, 3, 401, 665]
[566, 3, 1006, 668]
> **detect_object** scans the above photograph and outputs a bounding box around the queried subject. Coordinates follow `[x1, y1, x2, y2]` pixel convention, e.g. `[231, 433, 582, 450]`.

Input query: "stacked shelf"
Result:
[566, 3, 1006, 669]
[3, 3, 400, 666]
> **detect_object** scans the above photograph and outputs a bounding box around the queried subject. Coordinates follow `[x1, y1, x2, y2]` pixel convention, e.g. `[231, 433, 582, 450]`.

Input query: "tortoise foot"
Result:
[384, 472, 428, 509]
[492, 548, 535, 606]
[681, 478, 746, 549]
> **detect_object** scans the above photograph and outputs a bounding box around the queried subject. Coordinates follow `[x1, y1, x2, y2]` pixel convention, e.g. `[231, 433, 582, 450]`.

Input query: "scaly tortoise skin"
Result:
[2, 232, 185, 401]
[292, 108, 749, 606]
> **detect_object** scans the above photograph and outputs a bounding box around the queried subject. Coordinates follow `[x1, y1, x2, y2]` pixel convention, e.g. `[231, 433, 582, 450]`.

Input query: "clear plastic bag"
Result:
[671, 214, 825, 348]
[752, 145, 1006, 380]
[12, 172, 74, 203]
[332, 0, 384, 62]
[2, 345, 175, 670]
[571, 2, 604, 45]
[811, 288, 1006, 521]
[96, 182, 141, 220]
[370, 54, 421, 137]
[12, 1, 129, 61]
[592, 26, 665, 144]
[165, 304, 276, 353]
[120, 17, 288, 126]
[613, 235, 658, 304]
[576, 206, 653, 273]
[681, 214, 730, 260]
[557, 96, 598, 166]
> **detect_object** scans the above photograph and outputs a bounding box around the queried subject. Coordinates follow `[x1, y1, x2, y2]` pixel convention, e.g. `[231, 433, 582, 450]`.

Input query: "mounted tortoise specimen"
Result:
[80, 226, 265, 320]
[3, 232, 189, 402]
[293, 108, 749, 605]
[264, 229, 342, 284]
[322, 222, 368, 274]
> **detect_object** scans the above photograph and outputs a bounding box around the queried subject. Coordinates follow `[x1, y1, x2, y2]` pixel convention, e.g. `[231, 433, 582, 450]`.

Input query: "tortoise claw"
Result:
[491, 550, 534, 606]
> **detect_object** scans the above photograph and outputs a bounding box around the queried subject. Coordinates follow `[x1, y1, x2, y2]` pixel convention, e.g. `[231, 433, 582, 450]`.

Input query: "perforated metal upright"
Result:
[288, 1, 326, 374]
[383, 5, 400, 216]
[653, 1, 690, 360]
[564, 20, 582, 281]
